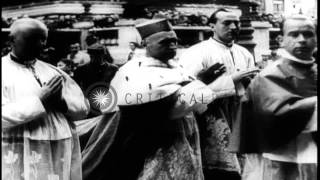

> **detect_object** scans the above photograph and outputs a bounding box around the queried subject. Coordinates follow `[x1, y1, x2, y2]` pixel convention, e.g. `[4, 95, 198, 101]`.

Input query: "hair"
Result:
[9, 18, 48, 38]
[208, 8, 229, 24]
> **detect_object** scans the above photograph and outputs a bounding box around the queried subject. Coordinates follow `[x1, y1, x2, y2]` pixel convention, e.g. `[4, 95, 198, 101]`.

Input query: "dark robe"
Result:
[82, 94, 203, 180]
[73, 62, 118, 92]
[229, 58, 317, 154]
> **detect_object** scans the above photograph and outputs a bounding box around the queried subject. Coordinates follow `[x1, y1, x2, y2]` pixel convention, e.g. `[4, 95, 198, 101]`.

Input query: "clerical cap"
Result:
[136, 19, 173, 39]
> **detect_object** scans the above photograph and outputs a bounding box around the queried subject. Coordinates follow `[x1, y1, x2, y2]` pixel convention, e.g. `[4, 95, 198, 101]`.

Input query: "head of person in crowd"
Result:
[145, 10, 155, 19]
[199, 15, 209, 26]
[136, 19, 178, 63]
[86, 33, 99, 46]
[129, 42, 139, 51]
[280, 14, 317, 60]
[57, 58, 75, 75]
[261, 13, 268, 21]
[69, 43, 80, 55]
[209, 8, 240, 44]
[40, 46, 56, 64]
[9, 18, 48, 61]
[87, 43, 114, 65]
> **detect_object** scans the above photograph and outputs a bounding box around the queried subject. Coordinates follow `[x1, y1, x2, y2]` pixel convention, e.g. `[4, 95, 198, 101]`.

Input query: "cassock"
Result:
[229, 50, 317, 180]
[2, 54, 90, 180]
[179, 38, 255, 173]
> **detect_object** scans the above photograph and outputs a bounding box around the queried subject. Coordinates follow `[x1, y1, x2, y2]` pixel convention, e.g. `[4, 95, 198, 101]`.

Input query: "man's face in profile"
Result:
[13, 26, 47, 60]
[146, 31, 178, 62]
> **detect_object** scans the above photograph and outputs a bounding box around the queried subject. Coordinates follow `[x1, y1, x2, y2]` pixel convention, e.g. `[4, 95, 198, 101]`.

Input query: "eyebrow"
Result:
[160, 37, 177, 42]
[223, 19, 239, 21]
[286, 29, 315, 33]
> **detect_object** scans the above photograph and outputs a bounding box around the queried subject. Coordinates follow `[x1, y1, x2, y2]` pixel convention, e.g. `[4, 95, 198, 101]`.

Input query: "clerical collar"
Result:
[10, 53, 36, 67]
[280, 50, 315, 65]
[212, 37, 233, 48]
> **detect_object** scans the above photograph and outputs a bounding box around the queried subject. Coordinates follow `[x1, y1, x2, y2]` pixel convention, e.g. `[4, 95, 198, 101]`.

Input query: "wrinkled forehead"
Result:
[216, 11, 240, 22]
[145, 31, 177, 44]
[284, 18, 315, 33]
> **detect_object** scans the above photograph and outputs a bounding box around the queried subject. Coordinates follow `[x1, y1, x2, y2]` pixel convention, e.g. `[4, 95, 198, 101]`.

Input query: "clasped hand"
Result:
[38, 75, 67, 112]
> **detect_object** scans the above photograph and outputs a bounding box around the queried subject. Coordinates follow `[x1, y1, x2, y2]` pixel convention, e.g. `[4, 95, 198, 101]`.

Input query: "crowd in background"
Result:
[1, 8, 297, 62]
[2, 14, 120, 29]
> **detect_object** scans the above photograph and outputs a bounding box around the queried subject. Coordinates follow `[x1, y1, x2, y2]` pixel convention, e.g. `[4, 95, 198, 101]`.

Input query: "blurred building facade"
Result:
[2, 0, 267, 64]
[260, 0, 317, 18]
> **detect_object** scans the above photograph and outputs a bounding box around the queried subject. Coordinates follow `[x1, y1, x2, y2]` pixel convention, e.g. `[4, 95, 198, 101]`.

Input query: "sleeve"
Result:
[247, 51, 255, 68]
[179, 48, 205, 77]
[61, 71, 90, 120]
[179, 48, 237, 98]
[2, 87, 46, 129]
[232, 48, 256, 97]
[207, 75, 236, 98]
[169, 80, 215, 119]
[302, 101, 317, 133]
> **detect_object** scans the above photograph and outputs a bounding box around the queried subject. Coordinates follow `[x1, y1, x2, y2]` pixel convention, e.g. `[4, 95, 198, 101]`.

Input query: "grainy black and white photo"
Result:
[1, 0, 317, 180]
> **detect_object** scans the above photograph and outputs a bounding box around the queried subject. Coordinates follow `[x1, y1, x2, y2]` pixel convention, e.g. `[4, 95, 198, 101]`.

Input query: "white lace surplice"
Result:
[2, 55, 89, 180]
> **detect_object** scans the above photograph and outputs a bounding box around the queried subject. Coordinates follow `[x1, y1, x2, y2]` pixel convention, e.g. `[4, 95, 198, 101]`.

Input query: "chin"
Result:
[294, 54, 311, 60]
[293, 51, 311, 58]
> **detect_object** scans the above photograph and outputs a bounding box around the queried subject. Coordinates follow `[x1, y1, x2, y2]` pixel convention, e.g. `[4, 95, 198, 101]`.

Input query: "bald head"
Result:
[10, 18, 48, 38]
[9, 18, 48, 61]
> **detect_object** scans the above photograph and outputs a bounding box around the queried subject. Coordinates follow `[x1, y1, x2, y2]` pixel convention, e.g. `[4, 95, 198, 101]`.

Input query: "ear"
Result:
[209, 23, 215, 29]
[209, 23, 216, 34]
[277, 35, 284, 47]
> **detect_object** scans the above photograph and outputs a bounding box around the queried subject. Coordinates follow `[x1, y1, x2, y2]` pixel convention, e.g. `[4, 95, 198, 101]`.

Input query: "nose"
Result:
[230, 22, 238, 30]
[168, 41, 177, 49]
[297, 33, 306, 42]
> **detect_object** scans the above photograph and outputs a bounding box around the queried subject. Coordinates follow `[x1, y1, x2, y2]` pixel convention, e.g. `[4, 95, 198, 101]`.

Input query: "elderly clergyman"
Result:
[2, 18, 89, 180]
[229, 14, 317, 180]
[82, 18, 227, 180]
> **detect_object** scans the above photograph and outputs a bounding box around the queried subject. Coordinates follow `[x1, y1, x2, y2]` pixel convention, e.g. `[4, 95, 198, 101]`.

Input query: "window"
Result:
[273, 0, 284, 14]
